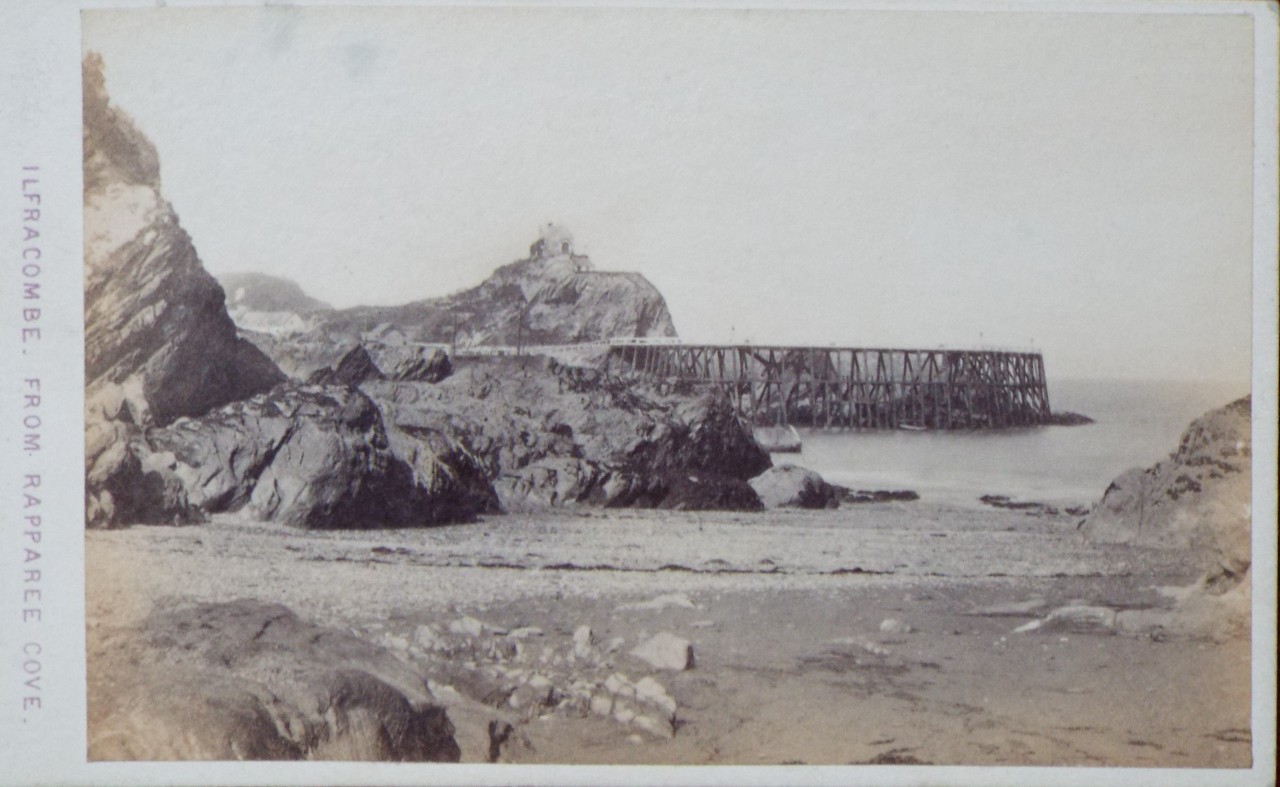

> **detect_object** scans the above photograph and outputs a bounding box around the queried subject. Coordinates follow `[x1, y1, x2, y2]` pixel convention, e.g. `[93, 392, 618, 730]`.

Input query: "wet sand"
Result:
[85, 502, 1251, 767]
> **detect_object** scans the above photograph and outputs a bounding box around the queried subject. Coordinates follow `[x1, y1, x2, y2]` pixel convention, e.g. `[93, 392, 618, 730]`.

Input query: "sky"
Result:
[83, 5, 1257, 382]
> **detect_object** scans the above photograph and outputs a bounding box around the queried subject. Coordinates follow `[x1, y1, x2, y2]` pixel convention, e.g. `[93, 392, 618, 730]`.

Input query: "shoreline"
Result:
[85, 502, 1246, 766]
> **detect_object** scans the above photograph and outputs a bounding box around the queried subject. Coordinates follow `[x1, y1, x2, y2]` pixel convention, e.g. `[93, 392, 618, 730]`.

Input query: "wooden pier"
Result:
[605, 345, 1051, 430]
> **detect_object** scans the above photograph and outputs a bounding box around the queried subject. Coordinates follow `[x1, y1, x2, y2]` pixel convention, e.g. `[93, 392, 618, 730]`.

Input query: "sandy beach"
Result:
[86, 501, 1251, 767]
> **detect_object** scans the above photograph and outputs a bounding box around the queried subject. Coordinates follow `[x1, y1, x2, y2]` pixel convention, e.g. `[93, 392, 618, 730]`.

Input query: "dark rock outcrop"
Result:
[364, 358, 770, 512]
[1080, 395, 1251, 571]
[750, 464, 840, 509]
[626, 393, 773, 483]
[839, 488, 920, 504]
[387, 347, 454, 383]
[307, 345, 386, 387]
[88, 601, 460, 761]
[84, 418, 201, 528]
[614, 473, 763, 512]
[979, 495, 1060, 516]
[1047, 411, 1095, 426]
[147, 384, 497, 529]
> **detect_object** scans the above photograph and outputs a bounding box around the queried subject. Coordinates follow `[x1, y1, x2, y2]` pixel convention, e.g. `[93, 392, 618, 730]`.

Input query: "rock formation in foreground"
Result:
[89, 600, 460, 761]
[1081, 395, 1251, 570]
[149, 385, 498, 529]
[361, 352, 773, 512]
[1080, 395, 1252, 641]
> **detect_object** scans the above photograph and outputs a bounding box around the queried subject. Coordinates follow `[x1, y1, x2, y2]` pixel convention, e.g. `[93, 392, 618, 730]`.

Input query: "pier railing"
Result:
[604, 344, 1051, 430]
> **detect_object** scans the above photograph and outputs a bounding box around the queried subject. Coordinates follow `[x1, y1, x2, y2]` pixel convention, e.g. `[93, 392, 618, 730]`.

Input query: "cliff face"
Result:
[83, 53, 284, 427]
[1081, 395, 1251, 572]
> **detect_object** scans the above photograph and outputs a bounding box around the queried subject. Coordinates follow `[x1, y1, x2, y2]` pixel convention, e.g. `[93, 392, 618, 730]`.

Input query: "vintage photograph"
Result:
[81, 4, 1257, 769]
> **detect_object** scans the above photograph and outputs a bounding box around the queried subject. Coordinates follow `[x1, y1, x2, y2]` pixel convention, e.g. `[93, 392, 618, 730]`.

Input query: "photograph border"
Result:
[1, 0, 1275, 785]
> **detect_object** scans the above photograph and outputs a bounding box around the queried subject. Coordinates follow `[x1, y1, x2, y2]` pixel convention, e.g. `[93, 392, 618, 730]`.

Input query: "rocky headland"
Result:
[222, 222, 677, 380]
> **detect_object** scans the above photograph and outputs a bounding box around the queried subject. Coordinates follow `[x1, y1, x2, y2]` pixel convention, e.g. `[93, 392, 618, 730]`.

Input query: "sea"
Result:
[788, 378, 1251, 509]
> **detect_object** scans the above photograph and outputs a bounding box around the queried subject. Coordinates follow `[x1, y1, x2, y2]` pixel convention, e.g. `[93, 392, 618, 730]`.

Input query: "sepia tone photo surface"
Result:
[81, 4, 1258, 770]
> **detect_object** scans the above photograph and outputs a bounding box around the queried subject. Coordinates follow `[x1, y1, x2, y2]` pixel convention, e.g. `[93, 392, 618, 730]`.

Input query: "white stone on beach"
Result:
[613, 700, 637, 724]
[381, 633, 411, 654]
[605, 672, 634, 698]
[590, 693, 614, 716]
[632, 713, 675, 739]
[630, 632, 695, 671]
[879, 618, 913, 635]
[573, 625, 594, 657]
[426, 680, 462, 702]
[633, 676, 677, 719]
[1042, 606, 1117, 635]
[449, 616, 487, 638]
[528, 674, 553, 690]
[413, 624, 444, 651]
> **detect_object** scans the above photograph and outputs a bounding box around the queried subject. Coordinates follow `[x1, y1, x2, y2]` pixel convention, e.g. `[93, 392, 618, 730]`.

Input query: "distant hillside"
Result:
[219, 272, 333, 315]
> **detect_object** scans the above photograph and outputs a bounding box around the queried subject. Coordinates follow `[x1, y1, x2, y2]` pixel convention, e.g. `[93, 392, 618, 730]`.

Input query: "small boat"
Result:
[897, 423, 927, 432]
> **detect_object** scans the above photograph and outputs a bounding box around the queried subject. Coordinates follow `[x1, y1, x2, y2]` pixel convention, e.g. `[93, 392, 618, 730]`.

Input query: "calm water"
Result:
[789, 378, 1250, 508]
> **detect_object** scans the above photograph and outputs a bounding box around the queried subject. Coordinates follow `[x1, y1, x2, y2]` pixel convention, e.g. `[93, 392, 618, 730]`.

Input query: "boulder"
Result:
[307, 345, 385, 386]
[749, 464, 840, 509]
[494, 457, 608, 510]
[1080, 396, 1251, 571]
[87, 600, 460, 761]
[84, 420, 201, 528]
[628, 392, 772, 482]
[146, 384, 496, 529]
[652, 474, 763, 511]
[387, 348, 453, 383]
[363, 364, 769, 512]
